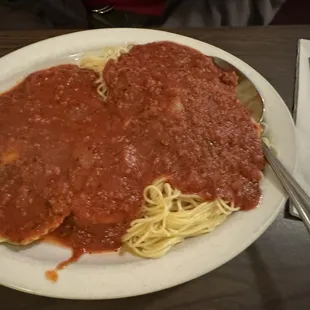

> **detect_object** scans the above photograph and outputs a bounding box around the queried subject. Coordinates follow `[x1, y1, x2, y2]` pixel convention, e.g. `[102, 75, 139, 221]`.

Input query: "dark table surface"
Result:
[0, 25, 310, 310]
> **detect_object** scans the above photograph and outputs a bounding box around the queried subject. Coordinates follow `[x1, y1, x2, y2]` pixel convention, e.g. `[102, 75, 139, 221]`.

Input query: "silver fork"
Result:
[92, 5, 114, 15]
[262, 141, 310, 233]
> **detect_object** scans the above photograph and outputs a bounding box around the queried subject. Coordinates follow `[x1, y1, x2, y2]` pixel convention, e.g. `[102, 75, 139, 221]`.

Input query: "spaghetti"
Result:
[79, 45, 131, 100]
[0, 41, 269, 268]
[122, 178, 239, 258]
[77, 43, 268, 259]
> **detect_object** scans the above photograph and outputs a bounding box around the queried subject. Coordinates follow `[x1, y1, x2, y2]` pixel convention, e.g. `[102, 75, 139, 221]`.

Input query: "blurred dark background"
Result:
[0, 0, 309, 30]
[272, 0, 310, 25]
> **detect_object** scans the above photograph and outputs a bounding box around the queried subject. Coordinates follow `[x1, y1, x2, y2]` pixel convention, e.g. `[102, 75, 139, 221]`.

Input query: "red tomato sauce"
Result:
[0, 42, 264, 261]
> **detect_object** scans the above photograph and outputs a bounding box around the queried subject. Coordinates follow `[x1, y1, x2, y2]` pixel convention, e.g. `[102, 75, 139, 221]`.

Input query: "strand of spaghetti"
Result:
[79, 45, 132, 100]
[122, 179, 240, 258]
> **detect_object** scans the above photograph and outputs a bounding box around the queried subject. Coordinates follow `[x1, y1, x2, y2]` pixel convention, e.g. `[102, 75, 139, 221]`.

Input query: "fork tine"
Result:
[93, 5, 114, 15]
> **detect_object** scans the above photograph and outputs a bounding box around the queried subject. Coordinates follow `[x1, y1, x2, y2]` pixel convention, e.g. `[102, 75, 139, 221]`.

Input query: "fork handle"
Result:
[262, 141, 310, 233]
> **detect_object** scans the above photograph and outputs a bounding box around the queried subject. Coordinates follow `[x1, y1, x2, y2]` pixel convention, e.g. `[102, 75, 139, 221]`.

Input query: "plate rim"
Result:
[0, 28, 297, 299]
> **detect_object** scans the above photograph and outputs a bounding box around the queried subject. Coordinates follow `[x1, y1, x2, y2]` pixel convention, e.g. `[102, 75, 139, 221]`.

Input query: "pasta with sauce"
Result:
[0, 41, 268, 263]
[79, 43, 267, 258]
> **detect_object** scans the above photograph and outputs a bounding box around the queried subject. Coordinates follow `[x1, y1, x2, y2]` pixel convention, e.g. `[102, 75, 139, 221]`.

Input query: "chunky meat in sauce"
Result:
[0, 66, 106, 244]
[0, 42, 264, 254]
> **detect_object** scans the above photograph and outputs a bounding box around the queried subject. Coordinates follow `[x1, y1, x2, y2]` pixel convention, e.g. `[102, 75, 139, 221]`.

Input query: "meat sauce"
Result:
[0, 42, 264, 261]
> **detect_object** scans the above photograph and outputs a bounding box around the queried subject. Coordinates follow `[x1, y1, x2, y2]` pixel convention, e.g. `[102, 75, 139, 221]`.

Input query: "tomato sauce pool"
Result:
[0, 42, 264, 273]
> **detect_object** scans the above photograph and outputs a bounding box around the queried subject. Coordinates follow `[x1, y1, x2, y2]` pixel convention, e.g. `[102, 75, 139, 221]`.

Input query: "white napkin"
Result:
[289, 39, 310, 218]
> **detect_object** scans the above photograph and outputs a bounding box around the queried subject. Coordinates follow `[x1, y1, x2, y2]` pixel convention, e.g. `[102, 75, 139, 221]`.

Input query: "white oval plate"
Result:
[0, 29, 296, 299]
